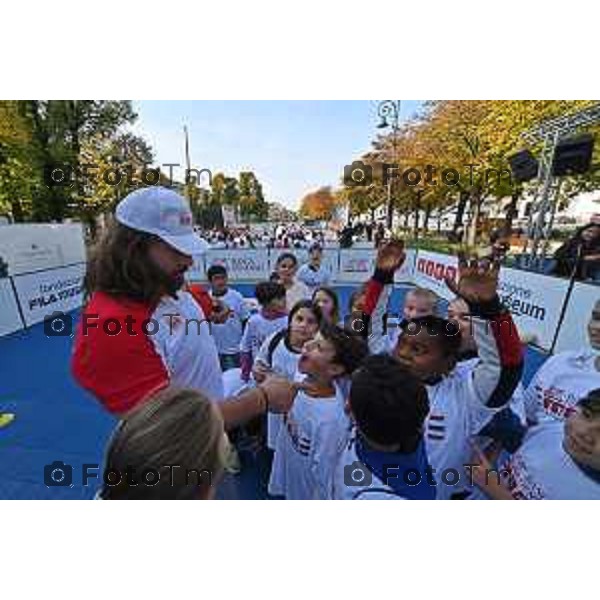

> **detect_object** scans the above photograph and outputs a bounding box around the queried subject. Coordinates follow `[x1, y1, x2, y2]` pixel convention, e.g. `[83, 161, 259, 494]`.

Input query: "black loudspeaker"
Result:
[552, 134, 595, 176]
[508, 149, 539, 182]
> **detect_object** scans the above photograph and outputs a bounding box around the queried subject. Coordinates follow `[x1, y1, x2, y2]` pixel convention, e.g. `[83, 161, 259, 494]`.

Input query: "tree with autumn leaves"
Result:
[340, 100, 600, 246]
[299, 186, 340, 220]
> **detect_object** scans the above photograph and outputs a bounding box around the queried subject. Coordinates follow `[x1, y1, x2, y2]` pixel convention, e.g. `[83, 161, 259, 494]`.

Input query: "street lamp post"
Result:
[377, 100, 401, 231]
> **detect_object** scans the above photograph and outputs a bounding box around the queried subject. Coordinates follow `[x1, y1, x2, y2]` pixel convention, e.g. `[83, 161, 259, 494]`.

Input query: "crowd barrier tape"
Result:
[553, 282, 600, 353]
[11, 263, 86, 328]
[0, 278, 23, 337]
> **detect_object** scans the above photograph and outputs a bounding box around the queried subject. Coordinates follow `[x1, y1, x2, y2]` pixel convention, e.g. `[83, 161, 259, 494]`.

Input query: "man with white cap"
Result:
[72, 186, 297, 427]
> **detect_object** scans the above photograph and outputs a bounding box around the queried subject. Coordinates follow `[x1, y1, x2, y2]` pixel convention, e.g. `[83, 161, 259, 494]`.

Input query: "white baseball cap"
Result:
[115, 186, 209, 256]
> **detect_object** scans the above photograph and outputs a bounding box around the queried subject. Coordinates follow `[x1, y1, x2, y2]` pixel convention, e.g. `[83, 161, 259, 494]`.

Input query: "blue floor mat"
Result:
[0, 284, 549, 499]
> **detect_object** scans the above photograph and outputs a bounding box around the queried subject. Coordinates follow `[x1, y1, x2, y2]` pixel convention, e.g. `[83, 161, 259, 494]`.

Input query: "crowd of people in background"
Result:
[198, 223, 329, 250]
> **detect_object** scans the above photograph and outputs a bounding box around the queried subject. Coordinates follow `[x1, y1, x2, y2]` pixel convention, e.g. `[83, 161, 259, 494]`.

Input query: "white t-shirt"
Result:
[523, 350, 600, 425]
[500, 422, 600, 499]
[150, 291, 224, 403]
[209, 288, 249, 355]
[268, 379, 351, 499]
[240, 313, 288, 361]
[254, 331, 301, 449]
[285, 280, 311, 311]
[296, 263, 331, 292]
[457, 356, 527, 425]
[424, 369, 502, 499]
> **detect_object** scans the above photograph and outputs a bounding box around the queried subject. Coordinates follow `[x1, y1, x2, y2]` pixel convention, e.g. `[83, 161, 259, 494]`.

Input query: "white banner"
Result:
[413, 251, 570, 351]
[12, 263, 86, 327]
[338, 249, 377, 283]
[205, 249, 270, 281]
[0, 223, 85, 275]
[413, 251, 458, 300]
[394, 249, 416, 283]
[553, 282, 600, 353]
[498, 268, 570, 352]
[0, 278, 23, 337]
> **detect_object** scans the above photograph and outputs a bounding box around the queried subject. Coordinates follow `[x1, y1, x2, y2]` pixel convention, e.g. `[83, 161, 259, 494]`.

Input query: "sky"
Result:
[130, 100, 423, 210]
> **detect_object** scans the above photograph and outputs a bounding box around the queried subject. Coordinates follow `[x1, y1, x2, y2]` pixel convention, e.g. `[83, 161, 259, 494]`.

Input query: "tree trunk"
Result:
[504, 187, 520, 233]
[467, 191, 481, 247]
[423, 204, 432, 232]
[453, 190, 469, 234]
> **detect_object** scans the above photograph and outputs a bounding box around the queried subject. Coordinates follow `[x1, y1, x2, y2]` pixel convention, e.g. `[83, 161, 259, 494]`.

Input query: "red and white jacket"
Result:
[71, 286, 223, 415]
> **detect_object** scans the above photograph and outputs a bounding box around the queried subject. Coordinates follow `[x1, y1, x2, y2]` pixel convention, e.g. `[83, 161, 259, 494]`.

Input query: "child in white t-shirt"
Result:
[382, 257, 524, 499]
[207, 264, 249, 372]
[470, 388, 600, 499]
[253, 300, 322, 450]
[274, 252, 311, 311]
[297, 244, 331, 293]
[521, 299, 600, 426]
[268, 325, 368, 499]
[240, 281, 288, 382]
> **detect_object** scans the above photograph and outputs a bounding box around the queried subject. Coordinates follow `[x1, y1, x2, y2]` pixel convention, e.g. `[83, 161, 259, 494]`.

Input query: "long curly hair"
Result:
[84, 221, 169, 304]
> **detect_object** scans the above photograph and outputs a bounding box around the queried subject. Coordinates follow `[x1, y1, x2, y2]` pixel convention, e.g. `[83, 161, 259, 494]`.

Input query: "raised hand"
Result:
[375, 239, 406, 272]
[445, 253, 499, 304]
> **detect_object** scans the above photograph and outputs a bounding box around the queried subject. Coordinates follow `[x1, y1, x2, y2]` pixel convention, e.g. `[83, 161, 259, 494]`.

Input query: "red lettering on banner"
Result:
[417, 259, 457, 282]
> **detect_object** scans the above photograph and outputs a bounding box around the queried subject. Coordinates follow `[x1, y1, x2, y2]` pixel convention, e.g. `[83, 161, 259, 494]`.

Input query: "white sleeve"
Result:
[296, 264, 308, 285]
[368, 284, 392, 355]
[240, 318, 254, 353]
[235, 292, 250, 322]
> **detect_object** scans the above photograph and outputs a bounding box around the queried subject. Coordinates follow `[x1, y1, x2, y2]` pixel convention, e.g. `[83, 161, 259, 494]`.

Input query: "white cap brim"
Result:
[160, 233, 210, 256]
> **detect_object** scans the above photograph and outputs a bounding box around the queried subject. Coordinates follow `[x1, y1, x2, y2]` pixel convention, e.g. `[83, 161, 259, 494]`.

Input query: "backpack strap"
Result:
[267, 329, 287, 366]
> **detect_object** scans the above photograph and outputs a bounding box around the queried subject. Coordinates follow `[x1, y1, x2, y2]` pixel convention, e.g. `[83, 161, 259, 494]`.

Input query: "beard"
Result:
[145, 258, 186, 299]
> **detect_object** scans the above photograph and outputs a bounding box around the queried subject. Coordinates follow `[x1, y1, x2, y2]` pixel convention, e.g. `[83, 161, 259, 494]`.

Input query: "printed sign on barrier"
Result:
[413, 251, 458, 300]
[0, 278, 23, 337]
[394, 249, 416, 283]
[338, 249, 377, 283]
[413, 250, 570, 351]
[186, 253, 207, 282]
[204, 249, 270, 281]
[0, 223, 85, 275]
[553, 283, 600, 353]
[12, 263, 86, 327]
[498, 268, 570, 352]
